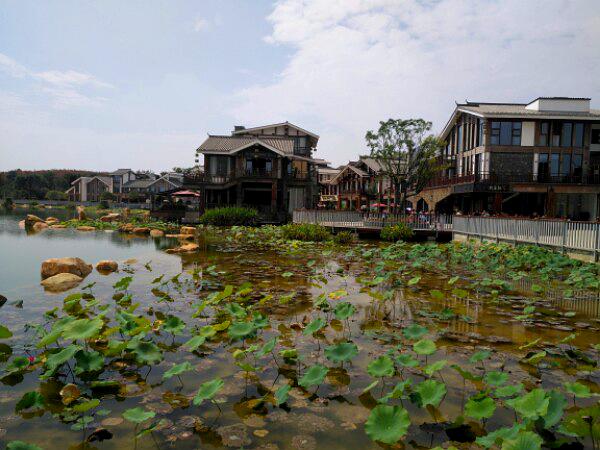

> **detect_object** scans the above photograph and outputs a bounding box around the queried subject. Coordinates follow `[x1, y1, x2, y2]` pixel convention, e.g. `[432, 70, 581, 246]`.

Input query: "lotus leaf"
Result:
[424, 359, 447, 376]
[228, 321, 255, 340]
[162, 315, 186, 335]
[364, 405, 410, 444]
[15, 391, 45, 412]
[367, 355, 394, 378]
[506, 388, 549, 420]
[127, 339, 163, 365]
[74, 350, 104, 374]
[122, 407, 156, 423]
[62, 317, 104, 341]
[59, 383, 81, 405]
[7, 442, 43, 450]
[3, 355, 30, 376]
[0, 324, 12, 339]
[413, 379, 446, 407]
[298, 364, 328, 389]
[274, 384, 291, 406]
[396, 354, 419, 368]
[495, 383, 524, 398]
[193, 378, 224, 405]
[334, 302, 355, 320]
[44, 344, 81, 375]
[501, 431, 543, 450]
[465, 394, 496, 420]
[564, 381, 591, 398]
[73, 398, 100, 413]
[542, 390, 566, 428]
[484, 371, 508, 387]
[559, 404, 600, 440]
[413, 339, 436, 356]
[325, 342, 359, 364]
[225, 303, 247, 319]
[469, 350, 491, 363]
[303, 317, 326, 335]
[475, 424, 525, 448]
[402, 323, 428, 340]
[163, 361, 193, 379]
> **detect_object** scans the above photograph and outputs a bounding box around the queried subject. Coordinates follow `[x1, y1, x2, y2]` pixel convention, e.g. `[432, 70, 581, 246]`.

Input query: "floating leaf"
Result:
[495, 383, 524, 398]
[183, 335, 206, 351]
[475, 424, 525, 448]
[564, 381, 591, 398]
[0, 324, 12, 339]
[396, 354, 419, 368]
[127, 339, 162, 365]
[7, 441, 43, 450]
[298, 364, 328, 389]
[367, 355, 394, 378]
[506, 388, 549, 420]
[424, 359, 447, 376]
[60, 383, 81, 405]
[413, 379, 446, 407]
[193, 378, 224, 405]
[324, 342, 359, 364]
[485, 371, 508, 387]
[413, 339, 436, 356]
[334, 302, 355, 320]
[62, 317, 104, 341]
[256, 337, 277, 357]
[274, 384, 291, 406]
[303, 317, 326, 335]
[122, 407, 156, 424]
[3, 356, 30, 376]
[281, 272, 293, 278]
[74, 350, 104, 374]
[15, 391, 45, 412]
[402, 324, 428, 340]
[407, 276, 421, 286]
[162, 315, 186, 335]
[228, 321, 255, 340]
[469, 350, 491, 363]
[365, 405, 410, 444]
[465, 395, 496, 420]
[163, 361, 193, 380]
[501, 431, 543, 450]
[73, 398, 100, 413]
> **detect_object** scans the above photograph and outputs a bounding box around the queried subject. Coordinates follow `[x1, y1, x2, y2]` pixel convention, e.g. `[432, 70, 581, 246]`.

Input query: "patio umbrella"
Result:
[172, 190, 201, 197]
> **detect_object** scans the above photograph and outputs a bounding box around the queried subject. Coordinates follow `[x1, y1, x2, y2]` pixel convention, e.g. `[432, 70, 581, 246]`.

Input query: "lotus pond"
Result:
[1, 208, 600, 450]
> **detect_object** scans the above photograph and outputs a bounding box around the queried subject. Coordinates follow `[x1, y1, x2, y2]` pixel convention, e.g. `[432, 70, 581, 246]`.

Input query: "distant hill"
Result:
[0, 169, 102, 200]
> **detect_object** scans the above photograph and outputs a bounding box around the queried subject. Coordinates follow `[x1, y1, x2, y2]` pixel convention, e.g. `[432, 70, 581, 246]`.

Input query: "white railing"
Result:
[453, 216, 600, 260]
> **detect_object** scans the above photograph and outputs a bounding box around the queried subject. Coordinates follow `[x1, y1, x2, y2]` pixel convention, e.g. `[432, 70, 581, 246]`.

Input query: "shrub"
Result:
[2, 197, 14, 209]
[380, 223, 414, 241]
[99, 200, 111, 210]
[281, 223, 331, 242]
[100, 191, 117, 201]
[200, 207, 258, 226]
[333, 231, 355, 244]
[45, 190, 67, 201]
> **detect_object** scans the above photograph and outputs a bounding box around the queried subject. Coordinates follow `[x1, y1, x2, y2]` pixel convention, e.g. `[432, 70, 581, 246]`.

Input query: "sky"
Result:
[1, 0, 599, 172]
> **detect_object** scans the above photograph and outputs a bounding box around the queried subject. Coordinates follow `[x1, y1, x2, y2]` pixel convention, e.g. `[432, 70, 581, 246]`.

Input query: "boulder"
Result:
[150, 229, 164, 237]
[99, 213, 122, 222]
[50, 224, 67, 229]
[32, 222, 49, 231]
[25, 214, 44, 225]
[77, 226, 96, 231]
[45, 217, 60, 225]
[133, 227, 150, 234]
[165, 233, 194, 240]
[96, 260, 118, 273]
[41, 257, 93, 279]
[122, 208, 130, 220]
[18, 220, 25, 229]
[41, 273, 83, 292]
[166, 243, 199, 254]
[119, 223, 134, 233]
[180, 226, 197, 235]
[76, 206, 87, 221]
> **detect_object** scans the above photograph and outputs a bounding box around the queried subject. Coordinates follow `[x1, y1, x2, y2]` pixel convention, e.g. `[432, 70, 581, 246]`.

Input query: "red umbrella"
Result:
[371, 203, 388, 207]
[172, 190, 201, 197]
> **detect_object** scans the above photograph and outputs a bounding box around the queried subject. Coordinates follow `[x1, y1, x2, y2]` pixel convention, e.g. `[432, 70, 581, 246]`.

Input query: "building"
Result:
[67, 175, 113, 202]
[415, 97, 600, 219]
[193, 121, 321, 220]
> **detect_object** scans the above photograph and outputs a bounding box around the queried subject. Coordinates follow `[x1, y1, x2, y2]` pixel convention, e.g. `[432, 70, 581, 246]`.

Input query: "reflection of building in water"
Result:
[444, 296, 480, 335]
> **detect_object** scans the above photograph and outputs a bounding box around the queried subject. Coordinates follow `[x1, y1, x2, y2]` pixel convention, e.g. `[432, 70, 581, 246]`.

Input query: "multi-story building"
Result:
[193, 122, 320, 219]
[67, 176, 113, 202]
[415, 97, 600, 220]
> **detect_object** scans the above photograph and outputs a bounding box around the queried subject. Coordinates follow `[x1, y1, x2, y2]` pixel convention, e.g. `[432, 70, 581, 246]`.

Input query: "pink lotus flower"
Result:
[28, 356, 35, 364]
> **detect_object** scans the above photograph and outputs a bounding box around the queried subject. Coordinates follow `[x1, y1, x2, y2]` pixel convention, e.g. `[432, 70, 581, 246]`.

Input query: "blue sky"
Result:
[1, 0, 599, 171]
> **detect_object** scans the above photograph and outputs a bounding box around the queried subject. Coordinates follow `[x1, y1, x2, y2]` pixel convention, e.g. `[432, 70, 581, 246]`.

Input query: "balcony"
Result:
[426, 172, 600, 189]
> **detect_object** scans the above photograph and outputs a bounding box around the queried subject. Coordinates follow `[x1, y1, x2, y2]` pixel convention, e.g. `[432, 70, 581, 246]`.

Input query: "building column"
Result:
[271, 181, 277, 209]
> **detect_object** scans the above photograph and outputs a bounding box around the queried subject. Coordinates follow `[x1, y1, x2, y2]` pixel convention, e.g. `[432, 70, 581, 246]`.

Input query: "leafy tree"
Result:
[365, 119, 445, 213]
[100, 191, 117, 201]
[45, 190, 67, 201]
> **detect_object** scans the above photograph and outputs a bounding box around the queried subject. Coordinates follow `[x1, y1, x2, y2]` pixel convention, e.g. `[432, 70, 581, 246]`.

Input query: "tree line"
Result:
[0, 169, 99, 200]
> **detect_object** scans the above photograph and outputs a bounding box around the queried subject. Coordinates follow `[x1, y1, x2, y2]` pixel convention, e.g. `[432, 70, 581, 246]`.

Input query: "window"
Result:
[478, 119, 484, 146]
[490, 121, 500, 145]
[550, 153, 560, 177]
[592, 129, 600, 145]
[551, 124, 561, 147]
[572, 154, 583, 177]
[457, 124, 463, 152]
[561, 123, 572, 147]
[490, 121, 521, 145]
[573, 123, 584, 147]
[511, 122, 522, 145]
[538, 122, 549, 146]
[561, 153, 571, 177]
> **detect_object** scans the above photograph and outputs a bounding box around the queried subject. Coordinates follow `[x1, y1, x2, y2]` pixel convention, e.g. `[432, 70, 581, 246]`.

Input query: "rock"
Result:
[150, 229, 164, 237]
[25, 214, 44, 225]
[180, 226, 196, 235]
[50, 224, 67, 229]
[119, 223, 134, 233]
[133, 227, 150, 234]
[18, 220, 25, 228]
[76, 205, 87, 220]
[41, 257, 93, 279]
[166, 243, 199, 254]
[96, 260, 118, 273]
[41, 273, 83, 292]
[45, 217, 60, 225]
[165, 233, 194, 240]
[77, 226, 96, 231]
[216, 423, 251, 448]
[32, 222, 49, 231]
[122, 208, 130, 220]
[99, 213, 122, 222]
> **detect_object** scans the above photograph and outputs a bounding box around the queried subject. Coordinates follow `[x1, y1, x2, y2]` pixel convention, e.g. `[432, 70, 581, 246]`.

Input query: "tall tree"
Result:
[365, 118, 445, 213]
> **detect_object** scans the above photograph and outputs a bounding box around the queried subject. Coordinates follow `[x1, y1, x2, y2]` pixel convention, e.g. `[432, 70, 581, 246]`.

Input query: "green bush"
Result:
[99, 200, 111, 209]
[333, 231, 355, 244]
[281, 223, 331, 242]
[200, 207, 258, 226]
[45, 190, 67, 201]
[100, 191, 117, 201]
[380, 223, 414, 241]
[2, 197, 14, 209]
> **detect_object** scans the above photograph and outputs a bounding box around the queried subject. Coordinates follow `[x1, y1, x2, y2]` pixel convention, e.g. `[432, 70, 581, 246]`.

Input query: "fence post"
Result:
[513, 219, 517, 245]
[534, 220, 539, 245]
[495, 219, 499, 243]
[561, 221, 568, 254]
[594, 224, 600, 262]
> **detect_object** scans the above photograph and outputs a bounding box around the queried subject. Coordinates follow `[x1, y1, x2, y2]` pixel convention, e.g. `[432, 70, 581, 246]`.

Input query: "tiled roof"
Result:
[458, 103, 600, 118]
[198, 135, 295, 155]
[109, 169, 132, 175]
[123, 179, 155, 189]
[359, 157, 383, 173]
[94, 176, 112, 186]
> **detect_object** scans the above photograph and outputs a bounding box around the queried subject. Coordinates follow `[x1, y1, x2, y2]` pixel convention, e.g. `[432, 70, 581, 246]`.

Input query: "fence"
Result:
[12, 199, 151, 209]
[292, 210, 452, 231]
[453, 216, 600, 261]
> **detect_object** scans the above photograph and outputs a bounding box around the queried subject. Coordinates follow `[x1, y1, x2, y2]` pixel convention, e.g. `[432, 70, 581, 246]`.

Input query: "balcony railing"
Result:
[427, 172, 600, 188]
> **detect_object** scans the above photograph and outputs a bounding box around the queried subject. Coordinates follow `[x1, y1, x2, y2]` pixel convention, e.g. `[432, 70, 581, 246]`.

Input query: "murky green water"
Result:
[0, 208, 598, 449]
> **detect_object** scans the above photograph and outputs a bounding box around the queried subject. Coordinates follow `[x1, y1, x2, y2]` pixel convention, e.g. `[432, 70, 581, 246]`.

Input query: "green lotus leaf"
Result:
[256, 337, 277, 357]
[274, 384, 291, 406]
[298, 364, 328, 389]
[3, 356, 30, 376]
[424, 359, 447, 376]
[228, 321, 255, 340]
[325, 342, 359, 364]
[413, 339, 436, 356]
[402, 324, 428, 340]
[407, 276, 421, 286]
[183, 335, 206, 351]
[413, 379, 446, 407]
[564, 381, 591, 398]
[162, 315, 186, 335]
[452, 364, 483, 382]
[476, 424, 525, 448]
[15, 391, 45, 412]
[495, 383, 524, 398]
[0, 324, 13, 339]
[122, 407, 156, 424]
[501, 431, 543, 450]
[73, 398, 100, 413]
[558, 404, 600, 440]
[251, 312, 269, 329]
[506, 388, 549, 420]
[334, 302, 355, 321]
[224, 302, 247, 319]
[469, 350, 491, 363]
[163, 361, 193, 380]
[193, 378, 224, 405]
[429, 289, 444, 300]
[367, 355, 395, 378]
[522, 351, 546, 366]
[62, 317, 104, 341]
[7, 441, 43, 450]
[465, 395, 496, 420]
[74, 350, 104, 374]
[364, 405, 410, 444]
[44, 344, 81, 375]
[396, 354, 419, 368]
[485, 371, 508, 387]
[104, 339, 127, 357]
[127, 339, 163, 365]
[542, 390, 567, 428]
[279, 348, 297, 359]
[389, 379, 412, 399]
[303, 317, 326, 335]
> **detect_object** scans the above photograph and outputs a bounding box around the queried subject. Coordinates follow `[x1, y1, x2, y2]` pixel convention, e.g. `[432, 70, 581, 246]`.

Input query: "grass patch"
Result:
[200, 207, 258, 226]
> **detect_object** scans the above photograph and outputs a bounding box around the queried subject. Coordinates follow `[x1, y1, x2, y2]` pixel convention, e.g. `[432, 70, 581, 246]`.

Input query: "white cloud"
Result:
[193, 17, 210, 32]
[0, 52, 112, 108]
[232, 0, 600, 166]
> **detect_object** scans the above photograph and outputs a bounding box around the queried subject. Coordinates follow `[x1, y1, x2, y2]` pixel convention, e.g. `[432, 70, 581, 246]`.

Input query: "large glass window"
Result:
[561, 153, 571, 178]
[490, 122, 500, 145]
[561, 123, 572, 147]
[573, 123, 584, 147]
[538, 153, 549, 181]
[511, 122, 522, 145]
[551, 124, 561, 146]
[491, 121, 521, 145]
[572, 154, 583, 177]
[538, 122, 549, 146]
[550, 154, 560, 177]
[500, 122, 512, 145]
[592, 129, 600, 145]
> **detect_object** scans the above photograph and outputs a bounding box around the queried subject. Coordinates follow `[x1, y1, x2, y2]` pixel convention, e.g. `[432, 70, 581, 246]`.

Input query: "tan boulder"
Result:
[77, 226, 95, 231]
[25, 214, 44, 225]
[41, 273, 83, 292]
[150, 229, 164, 237]
[180, 226, 197, 235]
[41, 257, 93, 279]
[165, 233, 194, 240]
[32, 222, 49, 231]
[45, 217, 60, 225]
[76, 205, 87, 221]
[99, 213, 122, 222]
[166, 243, 199, 254]
[133, 227, 150, 234]
[119, 223, 134, 233]
[96, 260, 118, 273]
[50, 224, 67, 229]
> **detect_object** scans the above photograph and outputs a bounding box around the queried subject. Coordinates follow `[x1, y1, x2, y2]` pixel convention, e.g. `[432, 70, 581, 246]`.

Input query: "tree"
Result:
[365, 119, 445, 213]
[100, 191, 117, 201]
[45, 190, 67, 201]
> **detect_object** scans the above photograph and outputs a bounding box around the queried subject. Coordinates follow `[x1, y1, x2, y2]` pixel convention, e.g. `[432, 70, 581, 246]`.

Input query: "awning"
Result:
[172, 190, 201, 197]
